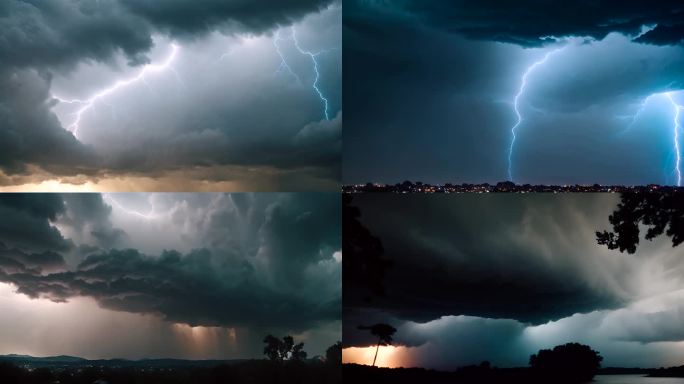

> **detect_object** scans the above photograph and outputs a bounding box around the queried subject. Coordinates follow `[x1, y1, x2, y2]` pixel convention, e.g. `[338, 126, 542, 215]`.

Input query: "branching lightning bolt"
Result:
[291, 28, 330, 120]
[507, 47, 565, 182]
[273, 28, 331, 120]
[666, 92, 682, 186]
[52, 44, 180, 138]
[621, 94, 654, 134]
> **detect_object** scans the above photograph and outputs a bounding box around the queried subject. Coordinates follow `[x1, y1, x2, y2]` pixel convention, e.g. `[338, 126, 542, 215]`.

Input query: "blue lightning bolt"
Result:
[52, 44, 180, 138]
[621, 91, 683, 186]
[666, 92, 682, 186]
[507, 47, 566, 182]
[290, 28, 331, 120]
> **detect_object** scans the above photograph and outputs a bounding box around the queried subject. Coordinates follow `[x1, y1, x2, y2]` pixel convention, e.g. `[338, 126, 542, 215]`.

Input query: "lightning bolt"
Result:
[273, 30, 302, 83]
[271, 27, 332, 121]
[666, 92, 682, 186]
[507, 47, 566, 182]
[620, 94, 655, 134]
[52, 44, 180, 138]
[621, 91, 682, 186]
[291, 28, 331, 120]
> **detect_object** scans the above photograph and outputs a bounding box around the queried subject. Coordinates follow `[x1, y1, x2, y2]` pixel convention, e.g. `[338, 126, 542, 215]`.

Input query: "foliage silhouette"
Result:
[529, 342, 602, 382]
[0, 353, 342, 384]
[343, 195, 392, 302]
[326, 341, 342, 365]
[357, 323, 397, 367]
[597, 191, 684, 253]
[263, 335, 307, 362]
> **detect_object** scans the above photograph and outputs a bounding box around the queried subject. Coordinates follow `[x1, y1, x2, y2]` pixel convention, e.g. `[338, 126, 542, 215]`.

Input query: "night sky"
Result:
[0, 193, 341, 359]
[344, 0, 684, 186]
[0, 0, 341, 191]
[343, 194, 684, 369]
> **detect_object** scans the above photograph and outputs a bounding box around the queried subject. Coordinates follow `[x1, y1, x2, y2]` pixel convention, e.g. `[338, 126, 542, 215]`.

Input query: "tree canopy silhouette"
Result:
[326, 341, 342, 365]
[343, 195, 392, 301]
[529, 343, 603, 382]
[263, 335, 307, 362]
[596, 192, 684, 253]
[358, 323, 397, 367]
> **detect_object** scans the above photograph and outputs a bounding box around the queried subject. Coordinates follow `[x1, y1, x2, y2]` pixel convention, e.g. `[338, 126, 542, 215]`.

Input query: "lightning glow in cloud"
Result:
[103, 194, 161, 220]
[507, 47, 566, 182]
[53, 44, 180, 139]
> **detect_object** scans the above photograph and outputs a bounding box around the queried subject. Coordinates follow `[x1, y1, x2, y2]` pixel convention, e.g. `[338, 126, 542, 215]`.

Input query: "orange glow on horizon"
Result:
[171, 324, 239, 359]
[343, 346, 416, 368]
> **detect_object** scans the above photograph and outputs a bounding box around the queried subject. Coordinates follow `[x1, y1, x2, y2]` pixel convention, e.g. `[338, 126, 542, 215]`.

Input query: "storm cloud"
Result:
[343, 194, 684, 368]
[344, 0, 684, 185]
[0, 193, 341, 358]
[378, 0, 684, 47]
[0, 0, 340, 190]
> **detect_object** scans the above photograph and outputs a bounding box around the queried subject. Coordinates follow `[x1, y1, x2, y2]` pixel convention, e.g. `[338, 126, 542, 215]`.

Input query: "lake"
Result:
[594, 375, 684, 383]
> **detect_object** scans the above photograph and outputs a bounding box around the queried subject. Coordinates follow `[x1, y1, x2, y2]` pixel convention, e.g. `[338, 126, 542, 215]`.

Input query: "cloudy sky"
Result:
[0, 193, 340, 359]
[343, 194, 684, 369]
[344, 0, 684, 186]
[0, 0, 341, 191]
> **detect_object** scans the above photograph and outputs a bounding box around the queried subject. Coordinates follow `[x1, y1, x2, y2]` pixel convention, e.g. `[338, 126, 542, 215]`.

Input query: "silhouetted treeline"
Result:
[344, 343, 602, 384]
[0, 359, 341, 384]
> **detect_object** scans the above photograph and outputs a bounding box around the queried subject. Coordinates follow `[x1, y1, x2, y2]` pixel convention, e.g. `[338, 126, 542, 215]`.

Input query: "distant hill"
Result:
[0, 354, 86, 363]
[0, 354, 249, 368]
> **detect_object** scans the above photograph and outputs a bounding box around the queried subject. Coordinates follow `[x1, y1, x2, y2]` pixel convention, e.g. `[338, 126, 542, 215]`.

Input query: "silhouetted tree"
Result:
[343, 195, 392, 302]
[358, 323, 397, 367]
[597, 192, 684, 253]
[263, 335, 307, 362]
[529, 343, 603, 382]
[326, 341, 342, 365]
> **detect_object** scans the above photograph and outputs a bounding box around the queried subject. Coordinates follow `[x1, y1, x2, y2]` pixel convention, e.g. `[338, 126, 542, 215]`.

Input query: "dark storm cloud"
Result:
[120, 0, 331, 37]
[344, 194, 627, 325]
[2, 247, 337, 330]
[0, 242, 65, 274]
[0, 0, 151, 70]
[0, 193, 70, 252]
[1, 0, 332, 70]
[0, 70, 97, 176]
[389, 0, 684, 46]
[0, 193, 341, 331]
[60, 194, 127, 248]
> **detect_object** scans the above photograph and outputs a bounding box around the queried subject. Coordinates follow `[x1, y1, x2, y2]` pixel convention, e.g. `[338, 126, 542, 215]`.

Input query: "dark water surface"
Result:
[593, 375, 684, 383]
